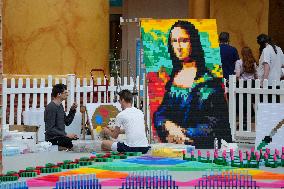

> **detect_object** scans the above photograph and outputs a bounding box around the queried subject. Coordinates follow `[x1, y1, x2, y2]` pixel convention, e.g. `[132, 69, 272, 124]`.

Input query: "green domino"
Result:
[125, 152, 135, 156]
[183, 156, 197, 161]
[93, 158, 104, 162]
[61, 163, 79, 169]
[200, 159, 213, 163]
[26, 167, 36, 171]
[40, 168, 48, 173]
[125, 152, 142, 156]
[111, 155, 121, 159]
[93, 157, 113, 162]
[0, 175, 19, 182]
[0, 176, 18, 182]
[269, 162, 279, 168]
[46, 163, 56, 168]
[6, 171, 18, 175]
[53, 167, 62, 172]
[102, 158, 113, 162]
[63, 160, 73, 164]
[41, 167, 61, 173]
[79, 161, 93, 166]
[96, 153, 105, 158]
[249, 161, 259, 168]
[79, 157, 90, 161]
[136, 151, 144, 155]
[119, 155, 128, 159]
[183, 156, 191, 161]
[20, 172, 37, 177]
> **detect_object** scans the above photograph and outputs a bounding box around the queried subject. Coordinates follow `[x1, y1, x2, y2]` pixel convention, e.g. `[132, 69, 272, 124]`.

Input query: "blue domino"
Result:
[0, 181, 28, 189]
[120, 170, 178, 189]
[54, 174, 101, 189]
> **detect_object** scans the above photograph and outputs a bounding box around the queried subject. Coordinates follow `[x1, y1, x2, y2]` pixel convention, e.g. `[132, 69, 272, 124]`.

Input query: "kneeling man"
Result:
[101, 90, 150, 154]
[44, 84, 78, 150]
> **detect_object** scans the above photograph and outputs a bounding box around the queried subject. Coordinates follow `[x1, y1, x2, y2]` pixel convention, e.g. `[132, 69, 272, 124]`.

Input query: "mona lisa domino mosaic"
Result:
[141, 19, 232, 148]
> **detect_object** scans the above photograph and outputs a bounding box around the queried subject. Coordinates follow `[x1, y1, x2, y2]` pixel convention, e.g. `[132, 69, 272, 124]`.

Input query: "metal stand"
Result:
[90, 69, 109, 103]
[80, 106, 94, 140]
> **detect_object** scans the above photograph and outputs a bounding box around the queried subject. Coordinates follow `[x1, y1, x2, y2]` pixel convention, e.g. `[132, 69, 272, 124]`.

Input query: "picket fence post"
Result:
[67, 74, 76, 111]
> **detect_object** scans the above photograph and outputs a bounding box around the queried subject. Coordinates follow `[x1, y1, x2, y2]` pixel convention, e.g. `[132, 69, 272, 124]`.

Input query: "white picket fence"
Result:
[3, 74, 284, 143]
[2, 74, 145, 126]
[229, 75, 284, 142]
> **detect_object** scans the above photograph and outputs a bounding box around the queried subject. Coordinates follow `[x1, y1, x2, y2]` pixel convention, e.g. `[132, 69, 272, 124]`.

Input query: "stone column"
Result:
[189, 0, 210, 19]
[0, 0, 3, 174]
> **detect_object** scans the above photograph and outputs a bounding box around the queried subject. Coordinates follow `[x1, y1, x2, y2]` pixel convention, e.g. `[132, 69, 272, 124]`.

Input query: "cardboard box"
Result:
[9, 125, 39, 143]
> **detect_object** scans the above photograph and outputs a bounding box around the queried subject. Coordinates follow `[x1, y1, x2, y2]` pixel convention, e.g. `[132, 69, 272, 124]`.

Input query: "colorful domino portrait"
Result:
[141, 19, 232, 148]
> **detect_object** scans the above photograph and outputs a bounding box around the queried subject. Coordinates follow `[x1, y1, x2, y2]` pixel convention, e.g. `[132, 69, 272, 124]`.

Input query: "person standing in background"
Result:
[235, 47, 258, 80]
[257, 34, 284, 86]
[219, 32, 240, 80]
[234, 47, 258, 130]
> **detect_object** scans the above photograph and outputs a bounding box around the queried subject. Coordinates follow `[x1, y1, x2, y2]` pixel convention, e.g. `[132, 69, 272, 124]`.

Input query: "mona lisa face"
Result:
[170, 27, 191, 60]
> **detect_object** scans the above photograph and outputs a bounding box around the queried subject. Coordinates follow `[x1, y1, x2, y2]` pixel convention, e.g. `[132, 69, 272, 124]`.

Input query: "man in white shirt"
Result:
[101, 90, 150, 154]
[257, 34, 284, 86]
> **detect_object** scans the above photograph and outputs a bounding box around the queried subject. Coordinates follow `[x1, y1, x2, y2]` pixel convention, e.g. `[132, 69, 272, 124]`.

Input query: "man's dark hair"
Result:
[51, 84, 67, 97]
[219, 32, 230, 43]
[118, 89, 133, 104]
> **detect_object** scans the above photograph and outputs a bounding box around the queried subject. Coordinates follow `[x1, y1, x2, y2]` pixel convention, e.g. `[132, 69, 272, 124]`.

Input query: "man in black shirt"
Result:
[44, 84, 78, 150]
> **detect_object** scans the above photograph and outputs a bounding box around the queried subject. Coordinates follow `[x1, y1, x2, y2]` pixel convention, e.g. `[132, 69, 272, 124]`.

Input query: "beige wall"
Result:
[3, 0, 109, 77]
[210, 0, 269, 59]
[121, 0, 189, 77]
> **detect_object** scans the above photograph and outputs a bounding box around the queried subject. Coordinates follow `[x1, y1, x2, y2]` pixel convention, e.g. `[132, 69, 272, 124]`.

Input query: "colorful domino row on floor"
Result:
[0, 169, 272, 189]
[50, 170, 264, 189]
[183, 147, 284, 168]
[55, 171, 179, 189]
[0, 151, 142, 182]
